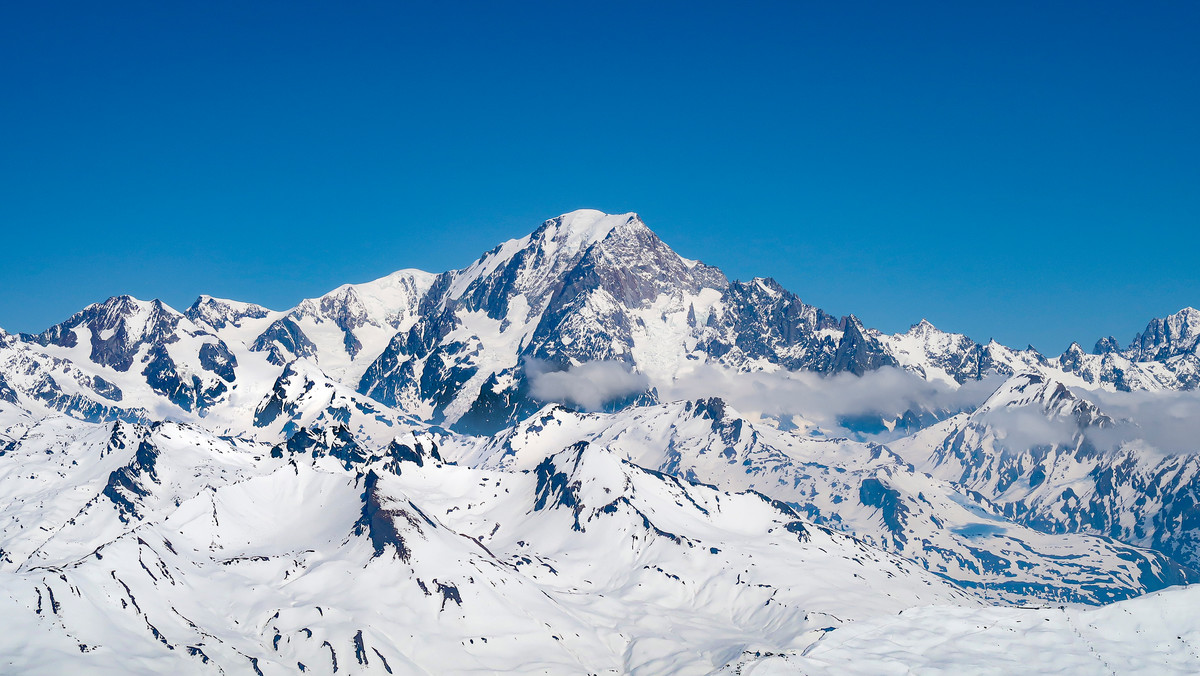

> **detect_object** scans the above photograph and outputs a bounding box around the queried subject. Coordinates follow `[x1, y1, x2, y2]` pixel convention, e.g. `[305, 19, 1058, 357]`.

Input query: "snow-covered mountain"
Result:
[2, 208, 1200, 673]
[453, 399, 1188, 605]
[0, 412, 972, 674]
[6, 210, 1196, 437]
[892, 372, 1200, 570]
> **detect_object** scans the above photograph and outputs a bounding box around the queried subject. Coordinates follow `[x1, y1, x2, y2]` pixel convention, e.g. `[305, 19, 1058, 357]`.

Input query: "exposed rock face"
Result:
[251, 317, 318, 366]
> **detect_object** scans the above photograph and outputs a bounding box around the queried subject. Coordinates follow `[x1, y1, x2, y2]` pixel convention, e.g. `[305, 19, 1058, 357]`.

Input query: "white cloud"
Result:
[658, 364, 1000, 436]
[1078, 388, 1200, 454]
[526, 359, 650, 411]
[974, 406, 1084, 451]
[960, 385, 1200, 456]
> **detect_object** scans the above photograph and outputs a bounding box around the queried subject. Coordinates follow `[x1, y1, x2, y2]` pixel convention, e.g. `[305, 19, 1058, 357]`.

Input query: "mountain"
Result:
[453, 399, 1189, 604]
[892, 372, 1200, 570]
[5, 210, 1196, 439]
[0, 413, 971, 674]
[358, 210, 733, 430]
[2, 208, 1200, 673]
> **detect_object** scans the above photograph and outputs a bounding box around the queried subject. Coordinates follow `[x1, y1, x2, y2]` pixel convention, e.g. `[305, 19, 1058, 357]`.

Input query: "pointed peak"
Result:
[907, 318, 939, 335]
[750, 277, 785, 297]
[1093, 336, 1121, 355]
[842, 314, 866, 330]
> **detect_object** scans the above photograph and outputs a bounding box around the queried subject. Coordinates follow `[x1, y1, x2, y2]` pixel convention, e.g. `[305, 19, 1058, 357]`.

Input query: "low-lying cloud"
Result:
[1078, 389, 1200, 454]
[659, 364, 1001, 438]
[972, 406, 1086, 451]
[526, 357, 1200, 454]
[526, 359, 650, 411]
[955, 385, 1200, 456]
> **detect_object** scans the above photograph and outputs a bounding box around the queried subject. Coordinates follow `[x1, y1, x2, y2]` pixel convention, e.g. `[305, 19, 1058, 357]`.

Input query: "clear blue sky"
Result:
[1, 1, 1197, 353]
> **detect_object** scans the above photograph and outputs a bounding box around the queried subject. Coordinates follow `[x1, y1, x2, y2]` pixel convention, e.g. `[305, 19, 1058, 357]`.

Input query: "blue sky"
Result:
[1, 1, 1196, 353]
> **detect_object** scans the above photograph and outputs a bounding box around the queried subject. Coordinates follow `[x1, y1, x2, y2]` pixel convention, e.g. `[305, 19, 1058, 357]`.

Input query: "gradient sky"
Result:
[1, 1, 1197, 353]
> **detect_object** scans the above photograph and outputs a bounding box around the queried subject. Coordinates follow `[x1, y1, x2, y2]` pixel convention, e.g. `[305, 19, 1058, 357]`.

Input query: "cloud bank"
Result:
[659, 364, 1001, 437]
[965, 385, 1200, 456]
[1078, 388, 1200, 454]
[526, 357, 1200, 455]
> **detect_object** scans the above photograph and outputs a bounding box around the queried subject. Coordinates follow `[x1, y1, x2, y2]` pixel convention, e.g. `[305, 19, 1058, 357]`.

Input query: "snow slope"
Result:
[721, 584, 1200, 675]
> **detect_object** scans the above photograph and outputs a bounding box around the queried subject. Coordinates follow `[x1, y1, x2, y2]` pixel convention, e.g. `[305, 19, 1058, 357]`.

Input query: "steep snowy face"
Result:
[893, 373, 1200, 570]
[267, 268, 437, 378]
[27, 296, 183, 372]
[523, 212, 728, 362]
[249, 359, 421, 445]
[0, 336, 148, 423]
[445, 209, 655, 315]
[695, 278, 850, 373]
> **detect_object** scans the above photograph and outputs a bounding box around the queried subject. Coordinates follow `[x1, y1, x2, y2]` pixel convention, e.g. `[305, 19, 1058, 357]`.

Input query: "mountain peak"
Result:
[1093, 335, 1121, 355]
[976, 371, 1111, 425]
[540, 209, 642, 253]
[907, 319, 939, 335]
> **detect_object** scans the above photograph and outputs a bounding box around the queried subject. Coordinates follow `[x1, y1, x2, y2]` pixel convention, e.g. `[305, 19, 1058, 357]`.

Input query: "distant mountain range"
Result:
[2, 209, 1198, 674]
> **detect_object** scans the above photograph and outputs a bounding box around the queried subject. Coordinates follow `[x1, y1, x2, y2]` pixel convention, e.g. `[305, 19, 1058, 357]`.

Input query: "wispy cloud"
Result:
[950, 384, 1200, 456]
[972, 406, 1086, 451]
[658, 364, 1000, 436]
[1078, 388, 1200, 454]
[525, 359, 650, 411]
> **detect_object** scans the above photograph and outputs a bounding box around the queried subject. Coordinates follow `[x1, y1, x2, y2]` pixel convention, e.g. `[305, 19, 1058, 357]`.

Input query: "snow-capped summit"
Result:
[972, 371, 1115, 432]
[537, 208, 635, 256]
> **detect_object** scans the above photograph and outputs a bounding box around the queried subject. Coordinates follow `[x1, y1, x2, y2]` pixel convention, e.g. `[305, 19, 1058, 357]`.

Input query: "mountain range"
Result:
[2, 209, 1199, 674]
